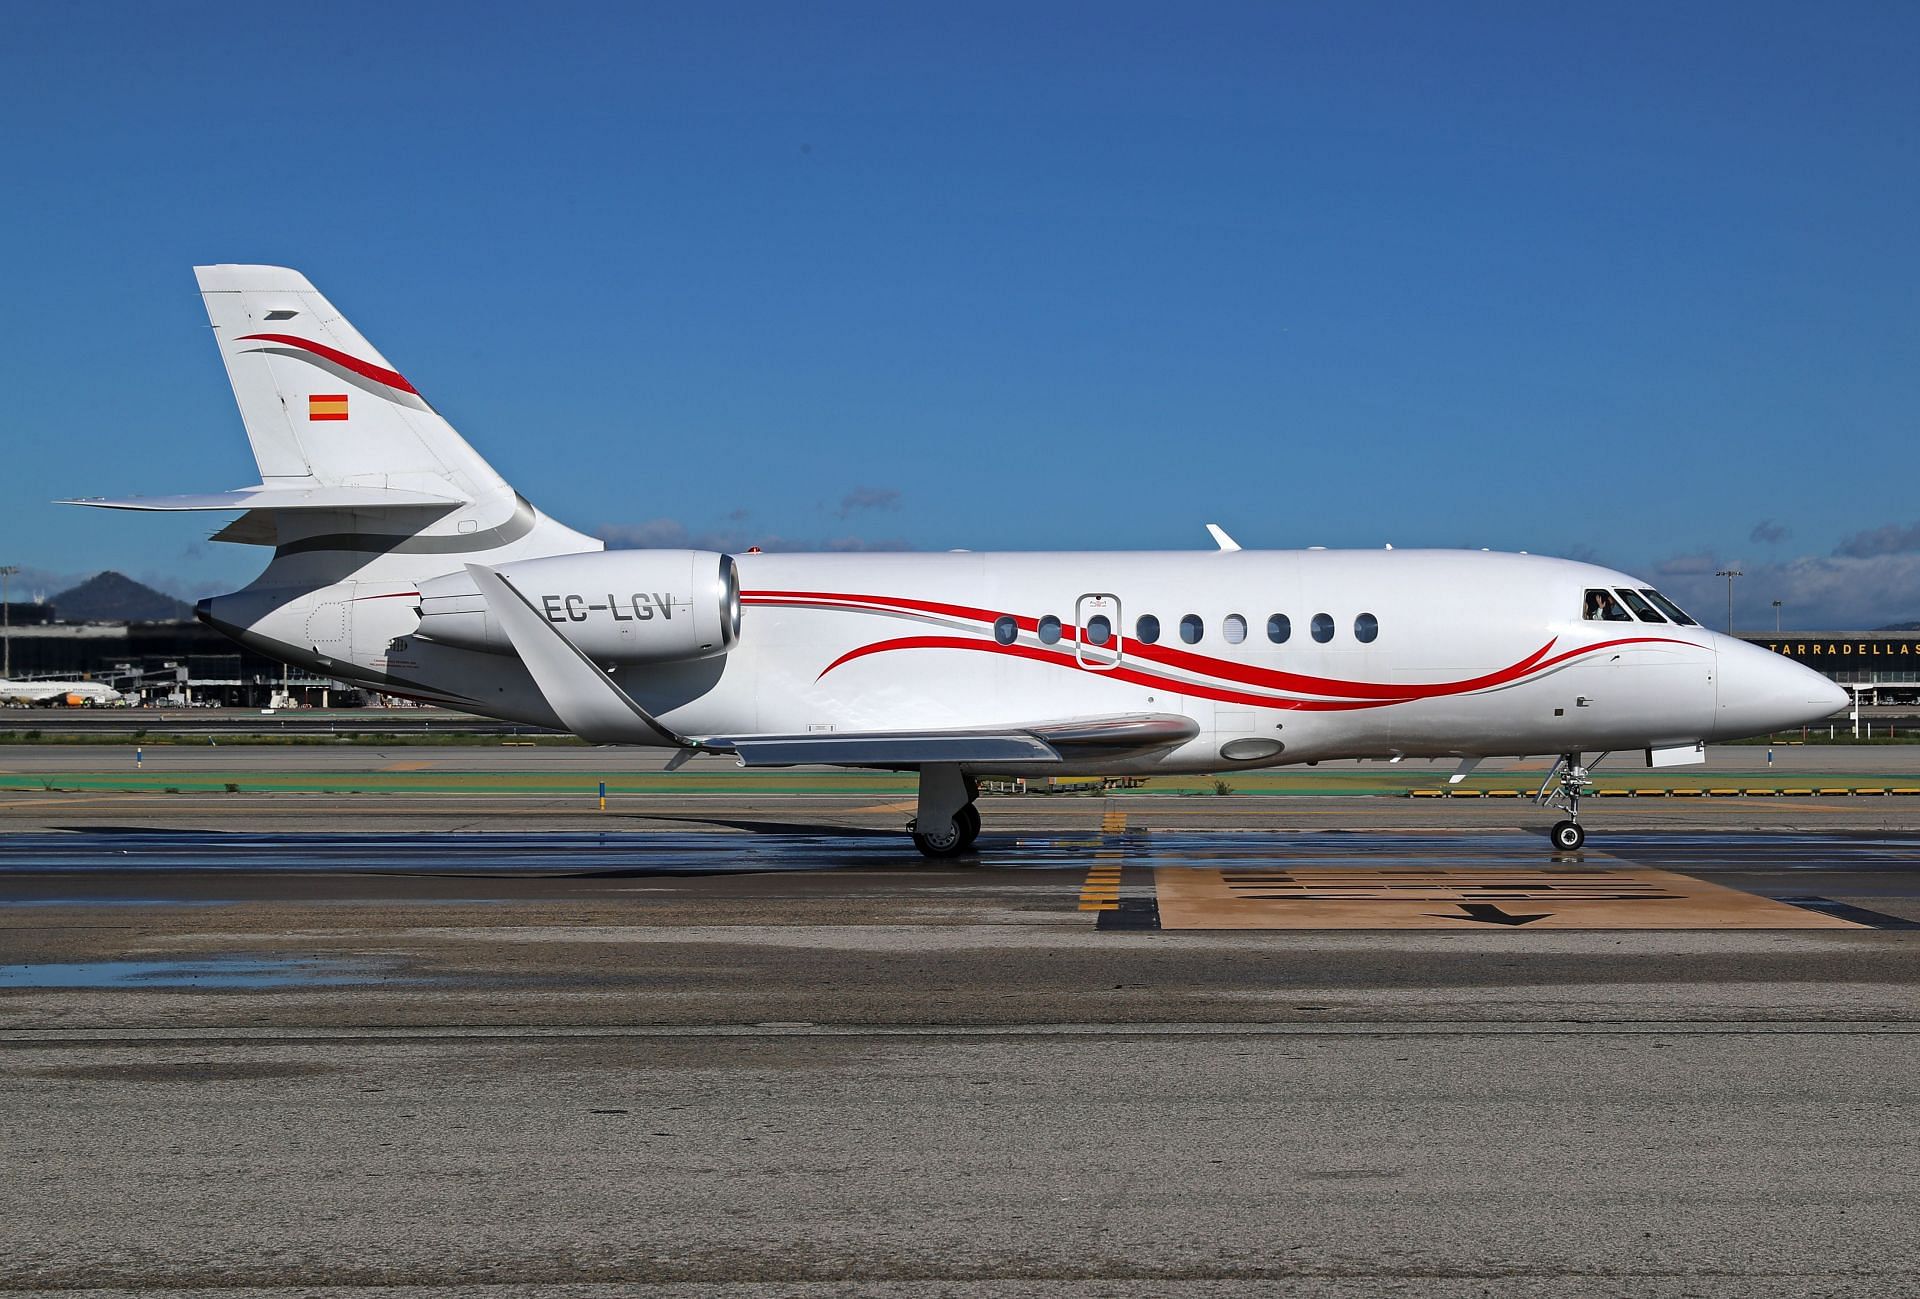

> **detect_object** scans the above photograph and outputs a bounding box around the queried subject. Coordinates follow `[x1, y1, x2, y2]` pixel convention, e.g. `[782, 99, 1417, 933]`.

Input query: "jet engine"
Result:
[415, 550, 740, 664]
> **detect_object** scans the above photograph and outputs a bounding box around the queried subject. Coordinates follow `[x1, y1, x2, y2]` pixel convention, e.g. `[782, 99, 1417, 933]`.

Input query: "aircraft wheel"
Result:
[955, 803, 981, 850]
[1550, 820, 1586, 851]
[909, 817, 968, 858]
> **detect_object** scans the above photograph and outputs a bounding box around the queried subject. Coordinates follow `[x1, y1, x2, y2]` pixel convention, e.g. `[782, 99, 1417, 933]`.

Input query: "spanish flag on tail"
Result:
[308, 393, 349, 421]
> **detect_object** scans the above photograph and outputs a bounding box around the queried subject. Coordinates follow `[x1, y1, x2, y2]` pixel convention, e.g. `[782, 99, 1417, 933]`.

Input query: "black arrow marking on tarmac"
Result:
[1428, 903, 1552, 926]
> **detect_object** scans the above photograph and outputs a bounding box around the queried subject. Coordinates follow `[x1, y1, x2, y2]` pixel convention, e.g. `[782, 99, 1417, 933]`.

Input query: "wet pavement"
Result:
[4, 821, 1919, 1296]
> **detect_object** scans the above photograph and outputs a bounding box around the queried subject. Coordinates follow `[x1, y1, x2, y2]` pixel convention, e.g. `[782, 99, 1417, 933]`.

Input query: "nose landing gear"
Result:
[1537, 751, 1599, 851]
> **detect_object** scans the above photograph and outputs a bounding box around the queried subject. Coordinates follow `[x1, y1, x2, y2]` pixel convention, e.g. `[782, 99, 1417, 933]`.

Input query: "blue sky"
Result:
[3, 3, 1916, 628]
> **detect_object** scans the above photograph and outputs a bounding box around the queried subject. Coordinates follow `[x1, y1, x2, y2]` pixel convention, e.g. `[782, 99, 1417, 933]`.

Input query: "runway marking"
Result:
[1101, 809, 1128, 834]
[852, 800, 919, 814]
[379, 761, 436, 772]
[1078, 852, 1124, 912]
[1151, 865, 1866, 930]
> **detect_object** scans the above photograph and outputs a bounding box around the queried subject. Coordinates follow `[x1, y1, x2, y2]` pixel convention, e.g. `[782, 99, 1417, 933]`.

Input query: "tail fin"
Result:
[195, 265, 506, 501]
[182, 265, 597, 578]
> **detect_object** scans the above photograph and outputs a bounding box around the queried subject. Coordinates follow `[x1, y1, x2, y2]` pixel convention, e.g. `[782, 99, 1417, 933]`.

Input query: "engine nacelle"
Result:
[415, 550, 740, 664]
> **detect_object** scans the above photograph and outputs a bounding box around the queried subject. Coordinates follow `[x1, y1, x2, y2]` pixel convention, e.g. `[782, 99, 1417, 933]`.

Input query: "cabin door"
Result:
[1075, 593, 1122, 671]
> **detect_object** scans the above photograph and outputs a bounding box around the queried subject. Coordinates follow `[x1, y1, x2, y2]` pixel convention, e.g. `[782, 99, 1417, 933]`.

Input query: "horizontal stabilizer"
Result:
[61, 486, 467, 513]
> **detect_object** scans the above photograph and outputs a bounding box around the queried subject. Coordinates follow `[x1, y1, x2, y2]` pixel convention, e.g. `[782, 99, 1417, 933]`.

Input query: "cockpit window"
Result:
[1582, 589, 1632, 622]
[1639, 589, 1698, 626]
[1615, 589, 1667, 623]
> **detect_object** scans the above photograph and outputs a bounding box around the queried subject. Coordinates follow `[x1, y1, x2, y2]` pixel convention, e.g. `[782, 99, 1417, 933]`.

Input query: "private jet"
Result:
[66, 266, 1845, 854]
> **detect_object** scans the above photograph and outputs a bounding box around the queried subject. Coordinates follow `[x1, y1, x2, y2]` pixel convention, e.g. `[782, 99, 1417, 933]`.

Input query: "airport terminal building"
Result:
[1742, 632, 1920, 701]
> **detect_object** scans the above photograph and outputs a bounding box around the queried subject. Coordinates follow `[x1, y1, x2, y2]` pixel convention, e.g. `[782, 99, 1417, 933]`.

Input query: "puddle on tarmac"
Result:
[0, 956, 402, 989]
[1, 898, 231, 909]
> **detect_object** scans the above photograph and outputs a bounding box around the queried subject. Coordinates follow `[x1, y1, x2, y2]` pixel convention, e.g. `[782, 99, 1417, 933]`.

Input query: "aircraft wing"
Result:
[465, 561, 1199, 765]
[712, 714, 1198, 767]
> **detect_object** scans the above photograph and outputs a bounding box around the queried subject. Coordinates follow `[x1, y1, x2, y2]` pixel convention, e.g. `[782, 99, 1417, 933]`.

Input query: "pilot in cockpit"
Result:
[1583, 589, 1632, 622]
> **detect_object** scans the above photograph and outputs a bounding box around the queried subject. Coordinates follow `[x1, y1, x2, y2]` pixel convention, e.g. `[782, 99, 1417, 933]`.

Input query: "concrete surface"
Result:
[3, 764, 1919, 1296]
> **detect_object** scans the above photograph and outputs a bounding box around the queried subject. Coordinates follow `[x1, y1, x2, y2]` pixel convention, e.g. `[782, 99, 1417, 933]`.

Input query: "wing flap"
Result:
[710, 713, 1199, 768]
[728, 734, 1059, 767]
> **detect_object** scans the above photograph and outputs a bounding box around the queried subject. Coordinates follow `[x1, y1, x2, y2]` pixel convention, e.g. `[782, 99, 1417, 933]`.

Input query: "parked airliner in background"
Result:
[66, 266, 1845, 854]
[0, 680, 126, 707]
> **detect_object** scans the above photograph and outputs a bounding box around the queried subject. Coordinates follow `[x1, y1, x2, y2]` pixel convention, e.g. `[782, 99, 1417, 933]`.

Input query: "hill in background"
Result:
[50, 572, 193, 623]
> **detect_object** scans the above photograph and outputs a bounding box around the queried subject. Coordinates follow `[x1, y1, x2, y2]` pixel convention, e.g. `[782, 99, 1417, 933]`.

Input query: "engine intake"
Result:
[415, 550, 740, 664]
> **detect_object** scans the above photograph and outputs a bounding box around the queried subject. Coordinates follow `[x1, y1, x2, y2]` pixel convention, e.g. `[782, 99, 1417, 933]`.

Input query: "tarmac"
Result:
[3, 742, 1919, 1296]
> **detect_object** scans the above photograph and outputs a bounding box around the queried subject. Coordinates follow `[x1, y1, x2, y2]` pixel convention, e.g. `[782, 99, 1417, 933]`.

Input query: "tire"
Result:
[910, 817, 968, 858]
[1550, 820, 1586, 851]
[955, 803, 981, 850]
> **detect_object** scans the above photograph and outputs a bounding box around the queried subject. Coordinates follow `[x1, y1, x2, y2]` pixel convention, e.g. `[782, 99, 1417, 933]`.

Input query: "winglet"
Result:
[1205, 523, 1241, 552]
[465, 563, 700, 750]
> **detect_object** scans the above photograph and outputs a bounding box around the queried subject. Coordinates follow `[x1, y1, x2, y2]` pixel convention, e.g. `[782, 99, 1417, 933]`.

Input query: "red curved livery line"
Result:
[742, 588, 1695, 713]
[235, 333, 419, 394]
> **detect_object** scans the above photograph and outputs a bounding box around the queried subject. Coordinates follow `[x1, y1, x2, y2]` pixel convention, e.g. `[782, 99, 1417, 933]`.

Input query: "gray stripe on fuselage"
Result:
[274, 494, 537, 558]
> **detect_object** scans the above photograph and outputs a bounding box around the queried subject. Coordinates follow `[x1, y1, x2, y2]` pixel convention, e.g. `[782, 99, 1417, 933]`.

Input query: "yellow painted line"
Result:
[1101, 810, 1128, 833]
[852, 800, 920, 814]
[379, 761, 436, 772]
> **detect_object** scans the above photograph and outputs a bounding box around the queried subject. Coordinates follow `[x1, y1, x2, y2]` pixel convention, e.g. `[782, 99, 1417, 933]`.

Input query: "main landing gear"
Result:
[909, 764, 981, 857]
[1536, 751, 1600, 851]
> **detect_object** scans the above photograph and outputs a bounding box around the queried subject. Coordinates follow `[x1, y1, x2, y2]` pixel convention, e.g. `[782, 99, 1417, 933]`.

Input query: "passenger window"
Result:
[1640, 589, 1698, 626]
[1136, 614, 1160, 644]
[1354, 612, 1378, 643]
[1267, 614, 1291, 644]
[1615, 589, 1666, 623]
[1180, 614, 1204, 644]
[1582, 589, 1632, 622]
[993, 615, 1018, 645]
[1310, 612, 1334, 643]
[1037, 615, 1062, 644]
[1085, 614, 1112, 646]
[1223, 614, 1247, 644]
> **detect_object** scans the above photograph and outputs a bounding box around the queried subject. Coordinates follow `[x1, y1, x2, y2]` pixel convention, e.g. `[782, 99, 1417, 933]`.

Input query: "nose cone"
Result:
[1712, 636, 1847, 739]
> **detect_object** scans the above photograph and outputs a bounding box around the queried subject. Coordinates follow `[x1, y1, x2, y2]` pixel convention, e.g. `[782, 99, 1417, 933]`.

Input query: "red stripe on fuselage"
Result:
[744, 589, 1693, 703]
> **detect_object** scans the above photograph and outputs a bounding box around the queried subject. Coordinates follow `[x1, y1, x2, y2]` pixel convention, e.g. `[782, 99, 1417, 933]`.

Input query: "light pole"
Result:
[0, 565, 16, 679]
[1715, 568, 1742, 633]
[1772, 599, 1782, 633]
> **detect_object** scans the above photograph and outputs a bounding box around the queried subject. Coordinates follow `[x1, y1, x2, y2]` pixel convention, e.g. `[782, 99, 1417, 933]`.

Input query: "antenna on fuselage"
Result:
[1205, 523, 1241, 552]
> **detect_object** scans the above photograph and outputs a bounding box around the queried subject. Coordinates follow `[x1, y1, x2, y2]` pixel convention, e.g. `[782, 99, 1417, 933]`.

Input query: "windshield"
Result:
[1639, 589, 1698, 626]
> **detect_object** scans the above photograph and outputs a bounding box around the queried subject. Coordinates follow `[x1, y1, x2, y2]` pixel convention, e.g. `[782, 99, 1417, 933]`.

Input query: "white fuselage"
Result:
[205, 546, 1841, 773]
